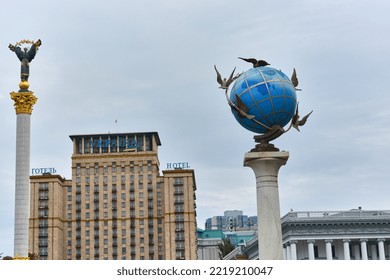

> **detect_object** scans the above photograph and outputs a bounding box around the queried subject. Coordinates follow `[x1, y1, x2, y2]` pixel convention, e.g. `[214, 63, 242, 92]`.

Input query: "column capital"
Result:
[377, 238, 386, 242]
[325, 239, 333, 243]
[289, 240, 298, 245]
[360, 239, 368, 243]
[307, 240, 316, 244]
[342, 239, 351, 243]
[10, 91, 37, 115]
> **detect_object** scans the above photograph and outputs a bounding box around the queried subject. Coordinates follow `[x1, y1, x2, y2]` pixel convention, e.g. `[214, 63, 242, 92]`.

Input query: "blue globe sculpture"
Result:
[230, 66, 297, 134]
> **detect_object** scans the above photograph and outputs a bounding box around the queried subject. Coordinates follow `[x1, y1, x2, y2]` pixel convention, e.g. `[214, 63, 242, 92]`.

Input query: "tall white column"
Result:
[325, 240, 333, 260]
[307, 240, 315, 260]
[10, 89, 37, 258]
[290, 241, 297, 260]
[14, 114, 31, 257]
[378, 239, 385, 260]
[244, 151, 289, 260]
[360, 239, 368, 260]
[343, 239, 351, 260]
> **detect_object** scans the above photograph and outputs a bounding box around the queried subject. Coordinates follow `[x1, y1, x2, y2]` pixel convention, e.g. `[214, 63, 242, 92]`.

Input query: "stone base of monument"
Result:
[244, 149, 289, 260]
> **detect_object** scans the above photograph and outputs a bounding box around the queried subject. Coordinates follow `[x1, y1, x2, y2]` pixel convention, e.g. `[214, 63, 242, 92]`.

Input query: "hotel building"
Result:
[29, 132, 197, 260]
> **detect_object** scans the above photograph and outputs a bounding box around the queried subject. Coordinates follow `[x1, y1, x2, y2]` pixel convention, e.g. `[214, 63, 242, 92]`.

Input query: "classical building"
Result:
[29, 132, 197, 260]
[223, 209, 390, 260]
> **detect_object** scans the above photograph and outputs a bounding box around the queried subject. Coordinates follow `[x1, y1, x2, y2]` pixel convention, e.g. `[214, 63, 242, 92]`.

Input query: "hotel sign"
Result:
[166, 162, 191, 169]
[90, 138, 142, 149]
[31, 167, 57, 175]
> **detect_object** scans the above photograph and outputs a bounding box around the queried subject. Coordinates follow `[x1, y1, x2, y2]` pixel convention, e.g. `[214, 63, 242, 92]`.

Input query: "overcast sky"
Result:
[1, 0, 390, 257]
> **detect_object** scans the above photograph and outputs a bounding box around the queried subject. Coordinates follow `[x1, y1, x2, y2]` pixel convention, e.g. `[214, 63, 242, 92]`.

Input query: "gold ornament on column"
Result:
[10, 91, 38, 114]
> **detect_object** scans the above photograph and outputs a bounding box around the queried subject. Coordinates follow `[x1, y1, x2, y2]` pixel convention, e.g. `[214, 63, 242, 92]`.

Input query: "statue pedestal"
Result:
[244, 150, 289, 260]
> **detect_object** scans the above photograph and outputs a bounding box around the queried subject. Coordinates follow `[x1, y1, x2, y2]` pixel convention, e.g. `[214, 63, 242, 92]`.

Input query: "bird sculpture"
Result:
[229, 94, 255, 119]
[214, 65, 240, 90]
[238, 57, 270, 68]
[291, 68, 301, 91]
[292, 103, 313, 131]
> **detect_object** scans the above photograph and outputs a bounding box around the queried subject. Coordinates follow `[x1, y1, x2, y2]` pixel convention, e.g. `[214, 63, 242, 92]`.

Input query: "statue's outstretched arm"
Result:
[8, 44, 16, 52]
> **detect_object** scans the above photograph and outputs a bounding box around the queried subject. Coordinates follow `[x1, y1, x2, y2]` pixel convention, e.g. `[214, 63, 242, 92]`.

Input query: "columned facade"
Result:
[282, 210, 390, 260]
[223, 209, 390, 260]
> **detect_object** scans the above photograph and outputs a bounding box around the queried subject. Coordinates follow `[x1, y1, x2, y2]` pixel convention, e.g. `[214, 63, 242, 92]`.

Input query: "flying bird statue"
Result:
[238, 57, 270, 68]
[228, 94, 255, 119]
[292, 103, 313, 131]
[291, 68, 301, 91]
[214, 65, 240, 90]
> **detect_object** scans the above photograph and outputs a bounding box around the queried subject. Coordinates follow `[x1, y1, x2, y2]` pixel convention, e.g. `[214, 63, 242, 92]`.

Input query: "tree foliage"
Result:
[217, 237, 235, 259]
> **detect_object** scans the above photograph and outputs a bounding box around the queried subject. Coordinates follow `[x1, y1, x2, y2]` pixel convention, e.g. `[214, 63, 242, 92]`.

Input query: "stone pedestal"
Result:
[10, 88, 37, 257]
[244, 150, 289, 260]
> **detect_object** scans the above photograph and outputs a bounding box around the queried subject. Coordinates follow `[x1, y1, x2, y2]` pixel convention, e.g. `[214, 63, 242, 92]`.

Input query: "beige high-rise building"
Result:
[29, 132, 197, 260]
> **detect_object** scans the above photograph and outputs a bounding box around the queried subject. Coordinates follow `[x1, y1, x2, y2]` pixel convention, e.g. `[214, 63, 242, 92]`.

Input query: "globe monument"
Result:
[215, 57, 312, 259]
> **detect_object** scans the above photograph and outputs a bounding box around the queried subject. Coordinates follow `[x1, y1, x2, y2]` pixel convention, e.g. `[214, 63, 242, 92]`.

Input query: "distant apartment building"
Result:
[29, 132, 197, 260]
[205, 210, 257, 231]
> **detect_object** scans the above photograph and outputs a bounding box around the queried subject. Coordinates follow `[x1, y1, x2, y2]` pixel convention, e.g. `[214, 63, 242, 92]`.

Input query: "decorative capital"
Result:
[10, 91, 37, 114]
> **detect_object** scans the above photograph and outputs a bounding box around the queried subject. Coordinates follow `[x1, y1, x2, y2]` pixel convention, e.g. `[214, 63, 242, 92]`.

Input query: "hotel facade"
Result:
[29, 132, 197, 260]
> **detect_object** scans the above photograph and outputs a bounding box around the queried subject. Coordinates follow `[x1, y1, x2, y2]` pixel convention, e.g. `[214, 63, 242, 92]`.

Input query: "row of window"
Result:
[68, 191, 162, 201]
[68, 236, 163, 246]
[68, 200, 163, 210]
[75, 161, 154, 175]
[67, 219, 164, 228]
[75, 174, 155, 185]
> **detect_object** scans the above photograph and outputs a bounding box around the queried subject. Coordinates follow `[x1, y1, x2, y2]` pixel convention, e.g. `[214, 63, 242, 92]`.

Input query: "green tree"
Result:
[217, 237, 235, 259]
